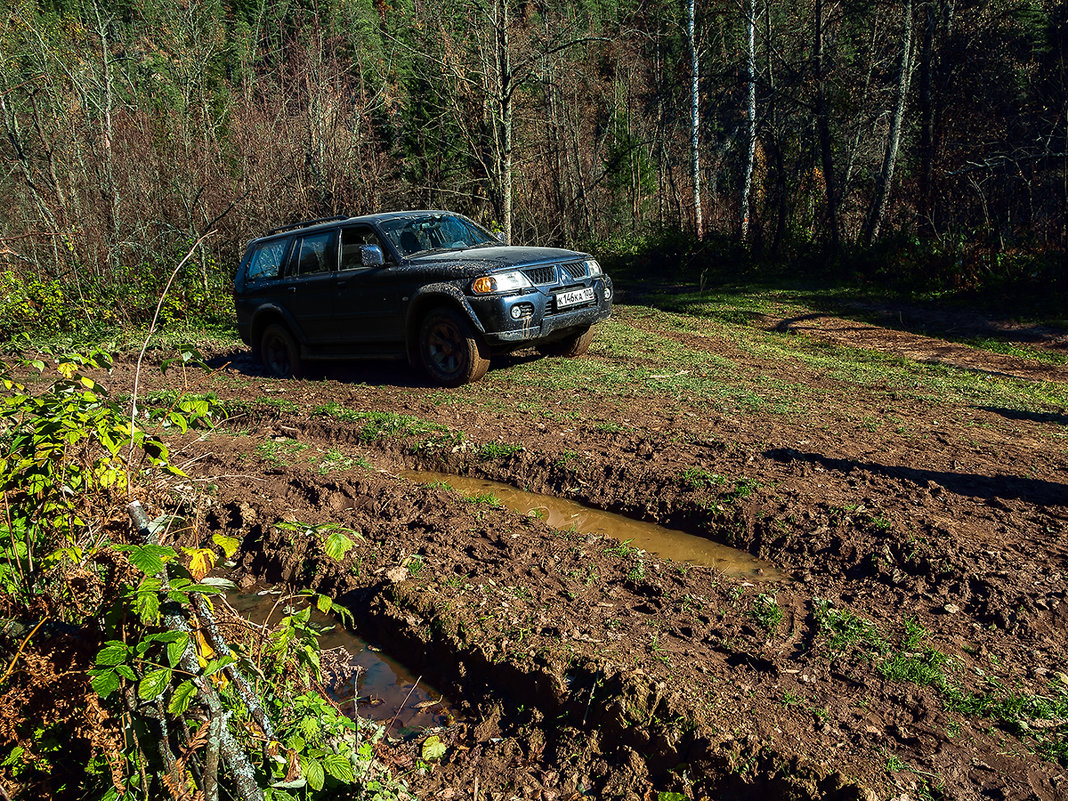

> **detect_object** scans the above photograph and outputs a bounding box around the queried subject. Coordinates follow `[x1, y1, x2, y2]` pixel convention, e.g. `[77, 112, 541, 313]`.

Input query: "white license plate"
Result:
[555, 287, 595, 309]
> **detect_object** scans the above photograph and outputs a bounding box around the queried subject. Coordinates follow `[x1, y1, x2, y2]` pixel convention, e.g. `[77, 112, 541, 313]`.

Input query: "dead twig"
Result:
[126, 232, 214, 486]
[386, 675, 422, 736]
[0, 616, 49, 687]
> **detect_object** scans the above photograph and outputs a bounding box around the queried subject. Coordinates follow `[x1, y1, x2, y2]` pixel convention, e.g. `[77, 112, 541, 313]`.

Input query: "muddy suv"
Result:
[233, 211, 613, 386]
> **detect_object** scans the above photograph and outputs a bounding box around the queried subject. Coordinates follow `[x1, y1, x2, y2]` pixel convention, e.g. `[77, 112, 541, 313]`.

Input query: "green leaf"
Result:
[322, 752, 354, 783]
[167, 633, 190, 667]
[301, 755, 325, 792]
[212, 533, 240, 558]
[134, 588, 160, 623]
[202, 655, 235, 677]
[90, 668, 121, 698]
[115, 664, 136, 681]
[324, 531, 355, 562]
[658, 794, 687, 801]
[167, 680, 197, 715]
[95, 642, 129, 666]
[421, 735, 446, 762]
[316, 594, 332, 615]
[121, 544, 177, 576]
[138, 668, 172, 701]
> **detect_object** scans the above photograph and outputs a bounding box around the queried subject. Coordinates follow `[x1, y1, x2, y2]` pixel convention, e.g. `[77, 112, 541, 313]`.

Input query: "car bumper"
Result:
[471, 276, 613, 348]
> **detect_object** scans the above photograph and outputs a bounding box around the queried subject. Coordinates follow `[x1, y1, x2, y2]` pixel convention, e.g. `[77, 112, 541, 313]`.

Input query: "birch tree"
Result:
[740, 0, 757, 241]
[864, 0, 914, 245]
[687, 0, 703, 239]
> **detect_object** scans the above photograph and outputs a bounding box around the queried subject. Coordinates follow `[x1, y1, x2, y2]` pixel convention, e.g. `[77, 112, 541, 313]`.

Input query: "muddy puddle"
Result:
[225, 587, 459, 736]
[402, 470, 781, 579]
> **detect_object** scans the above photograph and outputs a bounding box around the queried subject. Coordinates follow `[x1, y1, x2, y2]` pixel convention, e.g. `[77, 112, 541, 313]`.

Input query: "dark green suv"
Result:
[233, 211, 613, 386]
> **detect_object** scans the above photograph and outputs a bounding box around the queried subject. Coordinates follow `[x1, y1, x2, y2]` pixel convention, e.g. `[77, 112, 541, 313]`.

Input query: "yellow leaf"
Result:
[186, 547, 216, 580]
[194, 630, 214, 664]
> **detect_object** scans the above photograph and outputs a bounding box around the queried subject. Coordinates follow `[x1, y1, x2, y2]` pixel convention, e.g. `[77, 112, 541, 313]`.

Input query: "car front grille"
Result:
[560, 260, 587, 279]
[524, 265, 557, 285]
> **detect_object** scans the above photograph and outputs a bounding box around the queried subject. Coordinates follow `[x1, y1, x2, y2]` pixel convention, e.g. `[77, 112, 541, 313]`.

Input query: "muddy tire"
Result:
[259, 323, 303, 379]
[537, 325, 594, 358]
[419, 307, 490, 386]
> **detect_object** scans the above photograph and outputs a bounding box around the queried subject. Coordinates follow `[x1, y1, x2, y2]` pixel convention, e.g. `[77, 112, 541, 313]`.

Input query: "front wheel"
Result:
[537, 325, 594, 358]
[419, 307, 490, 386]
[259, 323, 303, 378]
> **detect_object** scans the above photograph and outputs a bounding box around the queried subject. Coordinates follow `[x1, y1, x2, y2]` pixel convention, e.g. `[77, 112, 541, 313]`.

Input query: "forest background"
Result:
[1, 0, 1066, 337]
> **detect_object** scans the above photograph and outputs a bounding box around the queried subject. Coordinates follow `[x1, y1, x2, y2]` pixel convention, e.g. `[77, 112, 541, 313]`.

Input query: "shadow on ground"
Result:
[765, 448, 1068, 507]
[980, 406, 1068, 427]
[206, 349, 545, 389]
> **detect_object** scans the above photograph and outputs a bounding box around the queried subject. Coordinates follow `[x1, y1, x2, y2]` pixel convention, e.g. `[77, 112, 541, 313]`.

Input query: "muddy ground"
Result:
[105, 297, 1067, 800]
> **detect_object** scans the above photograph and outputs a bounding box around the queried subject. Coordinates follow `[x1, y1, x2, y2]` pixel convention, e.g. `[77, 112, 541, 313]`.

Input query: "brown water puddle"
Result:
[225, 587, 459, 737]
[402, 470, 782, 580]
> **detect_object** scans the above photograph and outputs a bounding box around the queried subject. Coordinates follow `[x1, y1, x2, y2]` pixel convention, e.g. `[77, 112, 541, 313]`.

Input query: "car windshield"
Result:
[380, 213, 498, 257]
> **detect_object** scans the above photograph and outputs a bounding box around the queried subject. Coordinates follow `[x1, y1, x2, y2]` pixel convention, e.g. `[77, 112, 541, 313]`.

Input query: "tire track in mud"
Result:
[180, 405, 1066, 801]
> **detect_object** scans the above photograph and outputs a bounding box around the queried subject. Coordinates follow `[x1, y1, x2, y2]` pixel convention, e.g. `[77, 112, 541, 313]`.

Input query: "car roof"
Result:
[248, 210, 459, 246]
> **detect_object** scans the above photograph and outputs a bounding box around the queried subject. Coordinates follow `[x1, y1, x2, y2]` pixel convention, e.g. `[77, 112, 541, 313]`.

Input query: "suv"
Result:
[233, 211, 613, 386]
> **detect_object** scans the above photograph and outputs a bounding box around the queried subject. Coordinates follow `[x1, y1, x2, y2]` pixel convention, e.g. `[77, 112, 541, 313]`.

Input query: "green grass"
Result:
[965, 337, 1068, 366]
[812, 600, 1068, 766]
[310, 404, 463, 448]
[478, 441, 524, 460]
[617, 299, 1068, 420]
[256, 437, 309, 465]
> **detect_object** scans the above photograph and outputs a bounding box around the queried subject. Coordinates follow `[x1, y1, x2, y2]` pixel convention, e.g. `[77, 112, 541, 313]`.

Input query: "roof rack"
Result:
[267, 214, 350, 236]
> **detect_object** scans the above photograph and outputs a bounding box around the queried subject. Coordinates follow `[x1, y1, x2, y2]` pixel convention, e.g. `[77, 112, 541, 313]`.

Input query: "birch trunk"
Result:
[687, 0, 703, 239]
[864, 0, 914, 246]
[814, 0, 839, 252]
[740, 0, 757, 241]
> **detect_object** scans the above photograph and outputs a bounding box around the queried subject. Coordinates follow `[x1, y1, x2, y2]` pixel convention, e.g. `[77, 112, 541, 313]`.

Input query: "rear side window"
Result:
[246, 239, 289, 281]
[295, 232, 335, 275]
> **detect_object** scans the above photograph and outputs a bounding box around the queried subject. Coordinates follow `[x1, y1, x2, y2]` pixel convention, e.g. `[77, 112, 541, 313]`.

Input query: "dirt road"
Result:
[112, 298, 1068, 800]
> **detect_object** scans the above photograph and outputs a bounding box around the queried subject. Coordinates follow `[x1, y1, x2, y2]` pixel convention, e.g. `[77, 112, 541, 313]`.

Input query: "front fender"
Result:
[404, 284, 484, 363]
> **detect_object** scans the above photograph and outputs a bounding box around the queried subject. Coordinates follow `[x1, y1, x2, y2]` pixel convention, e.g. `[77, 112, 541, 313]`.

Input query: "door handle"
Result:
[336, 280, 347, 288]
[287, 286, 296, 293]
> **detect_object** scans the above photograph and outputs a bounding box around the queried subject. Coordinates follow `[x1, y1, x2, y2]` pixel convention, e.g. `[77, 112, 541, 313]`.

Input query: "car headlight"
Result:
[472, 271, 532, 293]
[584, 259, 602, 276]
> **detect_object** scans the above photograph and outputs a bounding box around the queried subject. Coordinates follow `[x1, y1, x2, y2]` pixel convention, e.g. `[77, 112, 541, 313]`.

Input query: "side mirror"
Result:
[361, 244, 385, 267]
[496, 231, 508, 244]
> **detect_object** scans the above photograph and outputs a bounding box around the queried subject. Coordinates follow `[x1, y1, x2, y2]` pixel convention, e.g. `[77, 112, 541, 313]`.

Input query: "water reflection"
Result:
[225, 588, 457, 737]
[402, 470, 781, 579]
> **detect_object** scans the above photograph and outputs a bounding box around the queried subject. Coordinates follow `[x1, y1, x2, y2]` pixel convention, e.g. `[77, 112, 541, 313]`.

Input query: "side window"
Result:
[339, 227, 385, 270]
[246, 240, 289, 281]
[295, 232, 335, 276]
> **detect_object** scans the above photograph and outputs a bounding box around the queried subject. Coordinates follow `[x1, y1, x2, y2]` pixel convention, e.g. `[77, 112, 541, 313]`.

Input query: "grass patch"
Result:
[478, 441, 524, 460]
[311, 404, 462, 448]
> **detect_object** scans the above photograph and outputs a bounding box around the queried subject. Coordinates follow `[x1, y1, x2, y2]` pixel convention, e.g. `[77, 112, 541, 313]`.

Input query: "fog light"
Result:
[603, 285, 613, 302]
[510, 303, 534, 319]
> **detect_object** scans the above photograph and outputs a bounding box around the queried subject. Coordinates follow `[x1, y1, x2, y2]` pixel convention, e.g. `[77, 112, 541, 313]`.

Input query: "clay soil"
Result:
[104, 296, 1067, 801]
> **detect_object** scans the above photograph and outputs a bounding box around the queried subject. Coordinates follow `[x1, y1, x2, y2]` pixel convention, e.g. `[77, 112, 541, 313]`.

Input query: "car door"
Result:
[332, 225, 412, 351]
[283, 230, 338, 345]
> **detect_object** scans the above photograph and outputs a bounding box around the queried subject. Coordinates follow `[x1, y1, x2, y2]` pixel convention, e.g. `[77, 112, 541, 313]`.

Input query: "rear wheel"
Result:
[537, 325, 594, 358]
[419, 307, 490, 386]
[259, 323, 303, 378]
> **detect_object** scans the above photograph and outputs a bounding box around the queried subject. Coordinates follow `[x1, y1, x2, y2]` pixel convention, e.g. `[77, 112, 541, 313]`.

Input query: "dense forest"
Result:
[1, 0, 1066, 331]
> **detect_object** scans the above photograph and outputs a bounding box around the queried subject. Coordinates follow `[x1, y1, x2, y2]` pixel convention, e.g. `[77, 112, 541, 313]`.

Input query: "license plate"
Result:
[555, 287, 595, 309]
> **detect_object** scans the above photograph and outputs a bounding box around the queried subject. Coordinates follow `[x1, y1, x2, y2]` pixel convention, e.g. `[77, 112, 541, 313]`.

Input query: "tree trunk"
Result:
[740, 0, 757, 241]
[864, 0, 913, 246]
[814, 0, 839, 253]
[687, 0, 703, 239]
[497, 0, 514, 243]
[917, 0, 936, 230]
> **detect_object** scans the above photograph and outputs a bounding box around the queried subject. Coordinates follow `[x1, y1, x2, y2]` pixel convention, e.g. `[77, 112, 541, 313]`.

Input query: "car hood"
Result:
[405, 245, 588, 273]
